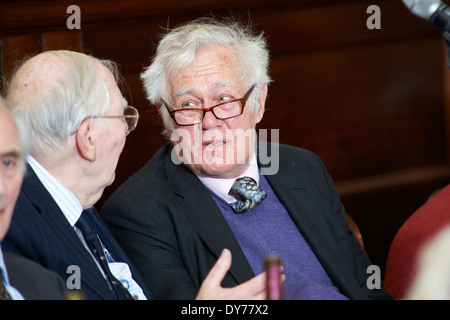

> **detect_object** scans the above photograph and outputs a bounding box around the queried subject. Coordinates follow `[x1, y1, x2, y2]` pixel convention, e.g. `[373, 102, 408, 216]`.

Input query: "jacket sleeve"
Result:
[102, 195, 201, 299]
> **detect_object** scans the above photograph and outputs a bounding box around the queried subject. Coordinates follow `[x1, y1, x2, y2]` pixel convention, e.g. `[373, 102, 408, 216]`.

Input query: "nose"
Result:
[201, 110, 222, 130]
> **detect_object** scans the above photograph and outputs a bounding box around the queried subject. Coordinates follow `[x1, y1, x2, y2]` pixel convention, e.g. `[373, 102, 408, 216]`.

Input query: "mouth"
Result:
[203, 140, 225, 147]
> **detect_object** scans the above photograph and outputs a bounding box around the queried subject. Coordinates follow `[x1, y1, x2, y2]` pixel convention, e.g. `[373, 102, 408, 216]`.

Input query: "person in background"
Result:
[101, 17, 392, 300]
[385, 185, 450, 299]
[405, 225, 450, 300]
[0, 96, 67, 300]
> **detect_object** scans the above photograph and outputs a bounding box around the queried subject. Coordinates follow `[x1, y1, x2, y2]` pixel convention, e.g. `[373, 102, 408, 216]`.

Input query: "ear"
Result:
[255, 83, 268, 124]
[75, 120, 96, 162]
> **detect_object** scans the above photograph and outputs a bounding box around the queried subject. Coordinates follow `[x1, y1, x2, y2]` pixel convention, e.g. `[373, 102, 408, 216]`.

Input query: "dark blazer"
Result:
[4, 251, 67, 300]
[2, 166, 152, 300]
[102, 143, 392, 300]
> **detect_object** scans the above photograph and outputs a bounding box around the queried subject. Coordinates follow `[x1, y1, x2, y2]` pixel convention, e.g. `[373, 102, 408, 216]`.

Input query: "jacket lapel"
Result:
[22, 168, 116, 299]
[85, 207, 153, 299]
[164, 149, 254, 284]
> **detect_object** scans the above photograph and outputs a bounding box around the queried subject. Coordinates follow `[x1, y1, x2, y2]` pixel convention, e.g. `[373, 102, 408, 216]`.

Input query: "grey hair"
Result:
[5, 50, 120, 155]
[12, 112, 31, 172]
[0, 96, 31, 172]
[140, 17, 272, 132]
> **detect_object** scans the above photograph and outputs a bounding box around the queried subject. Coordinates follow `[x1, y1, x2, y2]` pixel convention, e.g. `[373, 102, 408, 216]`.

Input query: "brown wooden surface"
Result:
[1, 0, 447, 278]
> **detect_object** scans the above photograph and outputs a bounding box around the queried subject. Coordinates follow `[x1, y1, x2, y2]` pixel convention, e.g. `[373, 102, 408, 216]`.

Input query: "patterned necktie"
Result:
[228, 176, 267, 213]
[76, 211, 133, 300]
[0, 269, 12, 300]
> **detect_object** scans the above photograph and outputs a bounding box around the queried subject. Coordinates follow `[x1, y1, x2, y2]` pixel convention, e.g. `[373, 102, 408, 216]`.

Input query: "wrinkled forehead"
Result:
[169, 45, 244, 89]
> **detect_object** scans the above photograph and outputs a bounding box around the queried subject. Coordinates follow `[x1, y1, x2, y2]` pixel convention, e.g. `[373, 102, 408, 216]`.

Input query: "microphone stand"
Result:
[432, 5, 450, 67]
[443, 31, 450, 67]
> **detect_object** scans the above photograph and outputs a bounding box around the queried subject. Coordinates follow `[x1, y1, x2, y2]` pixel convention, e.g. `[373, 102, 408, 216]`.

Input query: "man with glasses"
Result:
[1, 50, 149, 300]
[101, 18, 392, 300]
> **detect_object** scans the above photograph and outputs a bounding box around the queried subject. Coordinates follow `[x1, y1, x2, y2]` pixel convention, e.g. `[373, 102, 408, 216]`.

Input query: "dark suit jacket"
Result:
[4, 251, 67, 300]
[102, 142, 392, 300]
[2, 166, 152, 300]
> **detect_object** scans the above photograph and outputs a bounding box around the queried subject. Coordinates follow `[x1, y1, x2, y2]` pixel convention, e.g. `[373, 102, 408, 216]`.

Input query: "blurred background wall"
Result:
[1, 0, 449, 279]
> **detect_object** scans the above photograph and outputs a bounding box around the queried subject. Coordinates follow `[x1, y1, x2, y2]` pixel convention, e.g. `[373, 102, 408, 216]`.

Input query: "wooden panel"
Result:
[264, 37, 445, 181]
[1, 31, 82, 94]
[1, 0, 449, 276]
[255, 0, 438, 55]
[341, 177, 450, 278]
[0, 0, 307, 35]
[41, 31, 82, 51]
[1, 34, 41, 94]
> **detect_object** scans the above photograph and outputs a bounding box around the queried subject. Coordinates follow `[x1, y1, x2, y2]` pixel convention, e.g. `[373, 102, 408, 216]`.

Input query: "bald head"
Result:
[5, 50, 121, 157]
[7, 51, 64, 107]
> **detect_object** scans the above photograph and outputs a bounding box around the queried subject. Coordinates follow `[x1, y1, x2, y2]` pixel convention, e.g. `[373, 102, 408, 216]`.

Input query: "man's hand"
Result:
[196, 249, 267, 300]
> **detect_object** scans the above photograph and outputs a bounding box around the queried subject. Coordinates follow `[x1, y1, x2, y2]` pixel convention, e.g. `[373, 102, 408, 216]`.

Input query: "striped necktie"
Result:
[228, 176, 267, 213]
[0, 269, 12, 300]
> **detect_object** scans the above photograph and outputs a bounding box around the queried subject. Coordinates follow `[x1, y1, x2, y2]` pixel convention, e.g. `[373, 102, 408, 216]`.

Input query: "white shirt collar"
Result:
[197, 153, 259, 203]
[27, 155, 83, 227]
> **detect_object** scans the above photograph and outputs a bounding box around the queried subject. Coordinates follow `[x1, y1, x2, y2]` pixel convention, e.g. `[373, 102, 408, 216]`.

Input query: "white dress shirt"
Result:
[198, 153, 260, 203]
[28, 156, 146, 300]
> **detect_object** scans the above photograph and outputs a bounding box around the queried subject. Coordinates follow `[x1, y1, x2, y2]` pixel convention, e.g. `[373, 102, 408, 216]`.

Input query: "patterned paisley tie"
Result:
[228, 176, 267, 213]
[0, 270, 12, 300]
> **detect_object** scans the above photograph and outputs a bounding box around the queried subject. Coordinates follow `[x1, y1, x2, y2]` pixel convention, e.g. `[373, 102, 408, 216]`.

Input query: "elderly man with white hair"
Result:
[2, 50, 149, 300]
[102, 17, 392, 300]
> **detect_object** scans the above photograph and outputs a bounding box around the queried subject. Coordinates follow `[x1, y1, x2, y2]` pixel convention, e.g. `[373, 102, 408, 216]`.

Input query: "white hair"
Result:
[0, 96, 30, 172]
[140, 17, 272, 133]
[6, 50, 120, 156]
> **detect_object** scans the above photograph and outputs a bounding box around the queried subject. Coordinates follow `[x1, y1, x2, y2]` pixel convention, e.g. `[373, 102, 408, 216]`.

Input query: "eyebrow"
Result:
[174, 88, 192, 97]
[0, 151, 21, 159]
[173, 79, 235, 97]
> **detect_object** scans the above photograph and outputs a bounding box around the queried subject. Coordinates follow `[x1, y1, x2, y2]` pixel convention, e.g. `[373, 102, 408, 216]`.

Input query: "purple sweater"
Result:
[208, 174, 348, 300]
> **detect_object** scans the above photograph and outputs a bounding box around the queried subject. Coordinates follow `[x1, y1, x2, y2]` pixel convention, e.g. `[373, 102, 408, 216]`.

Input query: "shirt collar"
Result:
[28, 155, 83, 227]
[197, 153, 260, 203]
